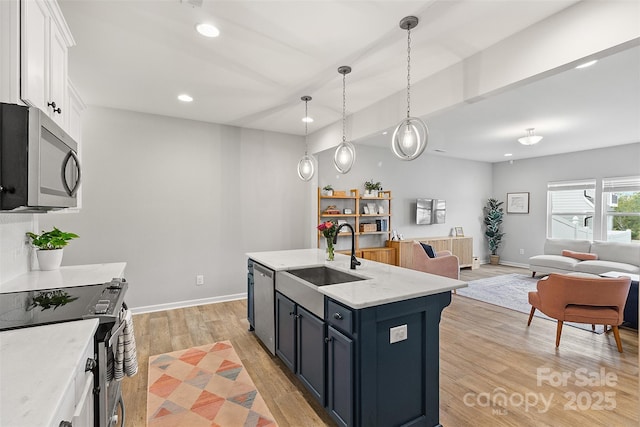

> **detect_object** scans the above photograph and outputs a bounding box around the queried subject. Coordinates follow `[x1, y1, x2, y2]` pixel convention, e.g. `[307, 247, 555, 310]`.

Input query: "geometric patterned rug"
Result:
[147, 341, 278, 427]
[456, 273, 605, 334]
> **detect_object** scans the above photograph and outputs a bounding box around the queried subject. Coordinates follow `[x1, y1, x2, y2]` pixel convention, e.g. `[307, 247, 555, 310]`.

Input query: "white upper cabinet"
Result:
[20, 0, 74, 128]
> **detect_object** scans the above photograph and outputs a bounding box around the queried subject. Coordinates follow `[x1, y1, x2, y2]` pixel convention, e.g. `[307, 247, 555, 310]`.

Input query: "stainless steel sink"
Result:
[285, 266, 366, 287]
[276, 266, 367, 319]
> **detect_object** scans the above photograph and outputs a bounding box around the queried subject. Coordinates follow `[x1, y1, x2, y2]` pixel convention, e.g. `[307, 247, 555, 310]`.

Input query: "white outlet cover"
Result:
[390, 324, 408, 344]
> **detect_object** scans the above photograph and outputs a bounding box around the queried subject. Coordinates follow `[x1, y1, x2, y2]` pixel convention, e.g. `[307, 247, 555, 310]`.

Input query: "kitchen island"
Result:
[246, 249, 467, 427]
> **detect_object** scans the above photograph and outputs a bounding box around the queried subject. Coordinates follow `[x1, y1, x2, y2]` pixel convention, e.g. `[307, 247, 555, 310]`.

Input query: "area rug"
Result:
[456, 273, 605, 334]
[147, 341, 278, 427]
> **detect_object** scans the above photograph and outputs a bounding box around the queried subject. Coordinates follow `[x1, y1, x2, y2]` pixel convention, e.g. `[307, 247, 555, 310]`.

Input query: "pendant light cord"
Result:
[406, 25, 412, 119]
[342, 72, 347, 143]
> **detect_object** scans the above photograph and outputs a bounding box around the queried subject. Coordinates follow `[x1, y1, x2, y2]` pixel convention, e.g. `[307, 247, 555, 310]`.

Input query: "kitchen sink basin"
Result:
[285, 266, 366, 287]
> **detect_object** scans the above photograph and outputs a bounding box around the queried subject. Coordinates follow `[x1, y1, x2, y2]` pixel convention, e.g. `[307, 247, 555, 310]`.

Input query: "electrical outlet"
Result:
[196, 275, 204, 286]
[390, 324, 407, 344]
[519, 249, 525, 255]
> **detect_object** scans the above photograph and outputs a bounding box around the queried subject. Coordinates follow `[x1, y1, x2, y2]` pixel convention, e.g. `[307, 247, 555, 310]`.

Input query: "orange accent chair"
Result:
[527, 273, 631, 352]
[410, 242, 460, 293]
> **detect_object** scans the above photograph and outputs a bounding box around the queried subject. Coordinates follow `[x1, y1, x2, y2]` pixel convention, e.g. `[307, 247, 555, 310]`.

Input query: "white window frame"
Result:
[547, 179, 596, 240]
[601, 176, 640, 242]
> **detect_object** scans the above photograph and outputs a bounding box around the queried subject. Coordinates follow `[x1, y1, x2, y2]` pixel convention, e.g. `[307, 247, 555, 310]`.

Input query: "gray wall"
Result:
[316, 145, 493, 258]
[493, 142, 640, 266]
[38, 107, 311, 309]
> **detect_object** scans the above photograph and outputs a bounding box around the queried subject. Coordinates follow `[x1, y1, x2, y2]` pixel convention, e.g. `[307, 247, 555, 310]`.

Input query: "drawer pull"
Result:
[324, 337, 332, 343]
[333, 312, 343, 320]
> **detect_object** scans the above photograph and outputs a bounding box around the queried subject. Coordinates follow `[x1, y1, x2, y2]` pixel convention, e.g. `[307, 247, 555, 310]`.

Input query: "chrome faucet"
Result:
[333, 223, 361, 270]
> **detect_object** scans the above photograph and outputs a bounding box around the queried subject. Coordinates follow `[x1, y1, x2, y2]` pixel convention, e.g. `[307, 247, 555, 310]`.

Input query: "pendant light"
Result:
[297, 96, 316, 181]
[334, 66, 356, 174]
[391, 16, 428, 161]
[518, 128, 543, 145]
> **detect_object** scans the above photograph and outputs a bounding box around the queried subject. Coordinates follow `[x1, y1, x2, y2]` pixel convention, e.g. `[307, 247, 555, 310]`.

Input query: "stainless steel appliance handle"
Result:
[61, 150, 82, 197]
[253, 263, 272, 278]
[108, 320, 127, 349]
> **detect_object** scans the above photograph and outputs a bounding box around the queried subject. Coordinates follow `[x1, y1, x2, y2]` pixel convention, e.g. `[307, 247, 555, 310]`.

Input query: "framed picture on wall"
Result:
[507, 192, 530, 214]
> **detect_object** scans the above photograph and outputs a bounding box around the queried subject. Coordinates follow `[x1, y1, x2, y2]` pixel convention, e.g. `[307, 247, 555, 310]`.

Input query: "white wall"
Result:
[316, 145, 493, 259]
[37, 107, 311, 310]
[493, 142, 640, 266]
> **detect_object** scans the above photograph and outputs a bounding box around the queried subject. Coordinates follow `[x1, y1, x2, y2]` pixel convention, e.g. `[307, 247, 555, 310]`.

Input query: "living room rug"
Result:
[456, 273, 605, 334]
[147, 341, 278, 427]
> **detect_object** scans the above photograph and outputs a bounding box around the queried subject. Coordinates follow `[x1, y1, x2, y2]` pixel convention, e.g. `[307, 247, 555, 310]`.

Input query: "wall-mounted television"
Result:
[416, 198, 446, 224]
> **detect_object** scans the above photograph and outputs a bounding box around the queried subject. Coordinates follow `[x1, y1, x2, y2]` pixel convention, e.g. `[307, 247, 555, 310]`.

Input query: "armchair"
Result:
[410, 242, 460, 292]
[527, 273, 631, 352]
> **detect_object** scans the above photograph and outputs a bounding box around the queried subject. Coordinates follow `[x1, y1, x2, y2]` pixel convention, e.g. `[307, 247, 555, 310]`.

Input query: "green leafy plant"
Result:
[26, 227, 79, 250]
[364, 179, 382, 191]
[29, 290, 79, 311]
[483, 198, 505, 255]
[323, 185, 334, 191]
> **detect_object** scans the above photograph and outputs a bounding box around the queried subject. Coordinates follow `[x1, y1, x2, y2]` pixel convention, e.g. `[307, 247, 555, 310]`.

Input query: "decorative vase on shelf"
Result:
[36, 249, 64, 270]
[326, 238, 335, 261]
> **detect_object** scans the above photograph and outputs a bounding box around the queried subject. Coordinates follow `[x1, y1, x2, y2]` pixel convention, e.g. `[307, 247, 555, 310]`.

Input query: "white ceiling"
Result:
[59, 0, 639, 163]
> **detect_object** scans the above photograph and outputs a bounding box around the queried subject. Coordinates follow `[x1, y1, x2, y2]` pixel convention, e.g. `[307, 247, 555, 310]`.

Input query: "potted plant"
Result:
[322, 185, 334, 196]
[483, 198, 505, 265]
[364, 179, 382, 197]
[26, 227, 79, 270]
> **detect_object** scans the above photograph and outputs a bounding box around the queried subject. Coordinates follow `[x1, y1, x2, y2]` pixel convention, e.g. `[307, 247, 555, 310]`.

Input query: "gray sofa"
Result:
[529, 238, 640, 277]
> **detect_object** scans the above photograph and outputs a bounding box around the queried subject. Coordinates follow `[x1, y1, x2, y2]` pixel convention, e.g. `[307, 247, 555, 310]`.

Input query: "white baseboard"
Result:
[497, 260, 530, 269]
[130, 292, 247, 315]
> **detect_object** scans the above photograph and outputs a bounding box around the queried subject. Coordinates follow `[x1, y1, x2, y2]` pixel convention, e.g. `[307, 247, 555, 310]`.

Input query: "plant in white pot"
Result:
[483, 198, 504, 265]
[364, 179, 382, 197]
[26, 227, 79, 271]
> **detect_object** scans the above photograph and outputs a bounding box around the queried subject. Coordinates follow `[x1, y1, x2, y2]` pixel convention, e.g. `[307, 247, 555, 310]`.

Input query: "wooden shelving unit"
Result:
[317, 188, 395, 264]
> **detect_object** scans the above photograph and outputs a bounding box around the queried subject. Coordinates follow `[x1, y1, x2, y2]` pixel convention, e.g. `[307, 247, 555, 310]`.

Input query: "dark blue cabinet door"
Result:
[297, 305, 326, 405]
[327, 325, 353, 427]
[275, 292, 296, 371]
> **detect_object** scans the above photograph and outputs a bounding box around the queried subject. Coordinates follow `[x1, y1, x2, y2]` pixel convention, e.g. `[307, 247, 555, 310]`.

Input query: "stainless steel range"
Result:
[0, 278, 130, 427]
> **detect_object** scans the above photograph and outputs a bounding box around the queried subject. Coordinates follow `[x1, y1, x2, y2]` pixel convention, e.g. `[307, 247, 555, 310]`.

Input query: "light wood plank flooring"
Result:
[122, 265, 639, 426]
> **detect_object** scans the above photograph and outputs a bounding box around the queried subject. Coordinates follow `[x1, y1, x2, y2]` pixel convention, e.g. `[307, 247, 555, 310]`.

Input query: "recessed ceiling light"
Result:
[504, 153, 513, 157]
[382, 131, 388, 135]
[178, 94, 193, 102]
[576, 59, 597, 69]
[196, 23, 220, 38]
[302, 117, 313, 123]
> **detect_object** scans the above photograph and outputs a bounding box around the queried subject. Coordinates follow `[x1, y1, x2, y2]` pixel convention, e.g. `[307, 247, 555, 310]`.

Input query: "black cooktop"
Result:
[0, 281, 126, 331]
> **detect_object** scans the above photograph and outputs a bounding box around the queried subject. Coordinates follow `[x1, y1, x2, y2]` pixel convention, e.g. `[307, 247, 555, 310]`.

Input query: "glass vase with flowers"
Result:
[317, 220, 338, 261]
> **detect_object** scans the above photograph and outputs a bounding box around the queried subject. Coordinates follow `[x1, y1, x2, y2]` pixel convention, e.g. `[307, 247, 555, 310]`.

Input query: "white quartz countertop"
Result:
[0, 319, 99, 427]
[0, 262, 127, 293]
[247, 249, 467, 309]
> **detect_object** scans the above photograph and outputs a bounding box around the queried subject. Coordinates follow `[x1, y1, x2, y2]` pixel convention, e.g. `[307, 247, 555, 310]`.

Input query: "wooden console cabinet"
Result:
[387, 236, 473, 268]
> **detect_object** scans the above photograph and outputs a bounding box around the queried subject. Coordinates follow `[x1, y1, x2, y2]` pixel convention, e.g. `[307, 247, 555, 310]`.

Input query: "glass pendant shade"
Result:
[518, 128, 543, 145]
[334, 141, 356, 174]
[297, 154, 315, 181]
[391, 117, 428, 160]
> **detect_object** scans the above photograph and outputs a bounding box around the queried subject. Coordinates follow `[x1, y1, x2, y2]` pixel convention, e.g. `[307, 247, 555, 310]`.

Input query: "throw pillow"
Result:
[561, 249, 598, 261]
[420, 243, 437, 258]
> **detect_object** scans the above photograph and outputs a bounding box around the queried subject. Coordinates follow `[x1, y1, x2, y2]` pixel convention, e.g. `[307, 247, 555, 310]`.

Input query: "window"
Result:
[547, 180, 595, 240]
[602, 176, 640, 243]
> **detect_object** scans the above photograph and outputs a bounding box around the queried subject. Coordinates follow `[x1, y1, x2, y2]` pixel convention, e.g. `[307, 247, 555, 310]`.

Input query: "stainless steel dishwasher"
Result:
[253, 262, 276, 354]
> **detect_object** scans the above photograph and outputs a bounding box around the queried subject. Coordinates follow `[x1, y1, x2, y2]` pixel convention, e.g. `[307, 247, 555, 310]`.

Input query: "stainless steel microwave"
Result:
[0, 103, 81, 212]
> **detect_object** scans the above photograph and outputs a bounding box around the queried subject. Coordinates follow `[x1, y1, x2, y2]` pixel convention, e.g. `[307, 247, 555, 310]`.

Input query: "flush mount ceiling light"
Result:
[297, 96, 316, 182]
[334, 66, 356, 174]
[518, 128, 543, 145]
[177, 94, 193, 102]
[196, 23, 219, 38]
[391, 16, 428, 161]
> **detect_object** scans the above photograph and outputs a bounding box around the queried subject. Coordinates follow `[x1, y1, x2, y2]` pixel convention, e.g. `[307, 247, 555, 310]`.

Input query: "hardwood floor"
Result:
[122, 265, 639, 426]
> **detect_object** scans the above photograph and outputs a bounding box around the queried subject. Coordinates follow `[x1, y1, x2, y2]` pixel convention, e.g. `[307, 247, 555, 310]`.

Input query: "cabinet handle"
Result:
[47, 101, 62, 114]
[333, 312, 343, 320]
[288, 311, 294, 316]
[324, 337, 332, 343]
[295, 314, 301, 319]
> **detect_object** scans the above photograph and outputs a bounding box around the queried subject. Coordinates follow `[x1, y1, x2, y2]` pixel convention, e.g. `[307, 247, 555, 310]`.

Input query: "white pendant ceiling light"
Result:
[391, 16, 428, 161]
[518, 128, 543, 145]
[297, 96, 316, 181]
[334, 66, 356, 174]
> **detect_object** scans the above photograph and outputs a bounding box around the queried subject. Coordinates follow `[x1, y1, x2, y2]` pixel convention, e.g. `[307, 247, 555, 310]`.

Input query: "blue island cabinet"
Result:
[325, 292, 452, 427]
